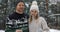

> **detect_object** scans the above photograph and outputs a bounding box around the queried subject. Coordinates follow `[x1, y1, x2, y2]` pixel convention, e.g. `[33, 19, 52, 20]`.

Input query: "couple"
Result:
[5, 0, 50, 32]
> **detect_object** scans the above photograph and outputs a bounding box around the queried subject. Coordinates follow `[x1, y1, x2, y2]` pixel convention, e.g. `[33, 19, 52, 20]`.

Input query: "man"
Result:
[5, 0, 29, 32]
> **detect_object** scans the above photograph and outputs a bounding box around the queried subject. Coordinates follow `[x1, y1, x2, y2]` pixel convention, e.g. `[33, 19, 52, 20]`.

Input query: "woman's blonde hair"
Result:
[29, 13, 39, 23]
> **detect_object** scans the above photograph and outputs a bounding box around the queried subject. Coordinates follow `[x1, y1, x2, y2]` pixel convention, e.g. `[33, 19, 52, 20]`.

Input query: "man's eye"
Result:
[19, 5, 21, 6]
[22, 5, 24, 6]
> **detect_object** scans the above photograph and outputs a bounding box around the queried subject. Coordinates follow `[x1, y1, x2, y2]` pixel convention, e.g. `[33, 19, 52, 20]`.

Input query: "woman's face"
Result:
[30, 9, 38, 17]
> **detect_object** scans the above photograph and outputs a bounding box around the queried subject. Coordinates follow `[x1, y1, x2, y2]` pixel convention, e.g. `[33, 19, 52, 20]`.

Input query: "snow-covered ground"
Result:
[50, 29, 60, 32]
[0, 29, 60, 32]
[0, 30, 5, 32]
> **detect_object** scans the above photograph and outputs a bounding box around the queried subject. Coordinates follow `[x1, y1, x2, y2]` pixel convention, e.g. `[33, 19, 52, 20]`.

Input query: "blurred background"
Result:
[0, 0, 60, 31]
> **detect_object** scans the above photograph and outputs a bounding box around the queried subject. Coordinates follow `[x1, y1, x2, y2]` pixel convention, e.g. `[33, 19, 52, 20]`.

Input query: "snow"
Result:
[50, 29, 60, 32]
[0, 29, 60, 32]
[0, 30, 5, 32]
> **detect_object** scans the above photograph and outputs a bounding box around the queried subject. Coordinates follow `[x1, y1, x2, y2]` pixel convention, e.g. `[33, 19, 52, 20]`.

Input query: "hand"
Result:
[16, 29, 23, 32]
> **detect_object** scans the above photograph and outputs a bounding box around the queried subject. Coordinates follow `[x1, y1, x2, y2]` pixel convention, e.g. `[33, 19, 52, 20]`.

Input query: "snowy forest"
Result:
[0, 0, 60, 32]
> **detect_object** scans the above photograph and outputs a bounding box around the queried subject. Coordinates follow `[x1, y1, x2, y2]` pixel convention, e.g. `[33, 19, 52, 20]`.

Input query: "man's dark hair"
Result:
[15, 0, 25, 7]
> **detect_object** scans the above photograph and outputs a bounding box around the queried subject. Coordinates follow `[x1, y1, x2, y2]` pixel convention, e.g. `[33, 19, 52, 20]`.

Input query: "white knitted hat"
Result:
[30, 1, 39, 12]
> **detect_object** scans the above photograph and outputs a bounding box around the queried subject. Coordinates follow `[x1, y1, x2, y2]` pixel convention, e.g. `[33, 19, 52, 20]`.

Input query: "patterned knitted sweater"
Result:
[5, 12, 29, 32]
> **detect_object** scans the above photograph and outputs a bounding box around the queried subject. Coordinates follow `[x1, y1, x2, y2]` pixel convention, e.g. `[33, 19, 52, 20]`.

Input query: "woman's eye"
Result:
[31, 11, 33, 12]
[34, 11, 37, 13]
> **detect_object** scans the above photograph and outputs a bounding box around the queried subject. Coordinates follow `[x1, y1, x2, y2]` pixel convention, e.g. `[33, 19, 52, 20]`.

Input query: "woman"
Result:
[29, 1, 50, 32]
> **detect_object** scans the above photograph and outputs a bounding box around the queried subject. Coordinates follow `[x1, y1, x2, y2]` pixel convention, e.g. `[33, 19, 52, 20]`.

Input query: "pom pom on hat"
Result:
[30, 1, 39, 12]
[32, 1, 37, 5]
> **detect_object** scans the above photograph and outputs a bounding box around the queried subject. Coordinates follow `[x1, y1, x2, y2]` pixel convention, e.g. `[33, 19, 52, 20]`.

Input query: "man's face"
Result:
[16, 2, 25, 13]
